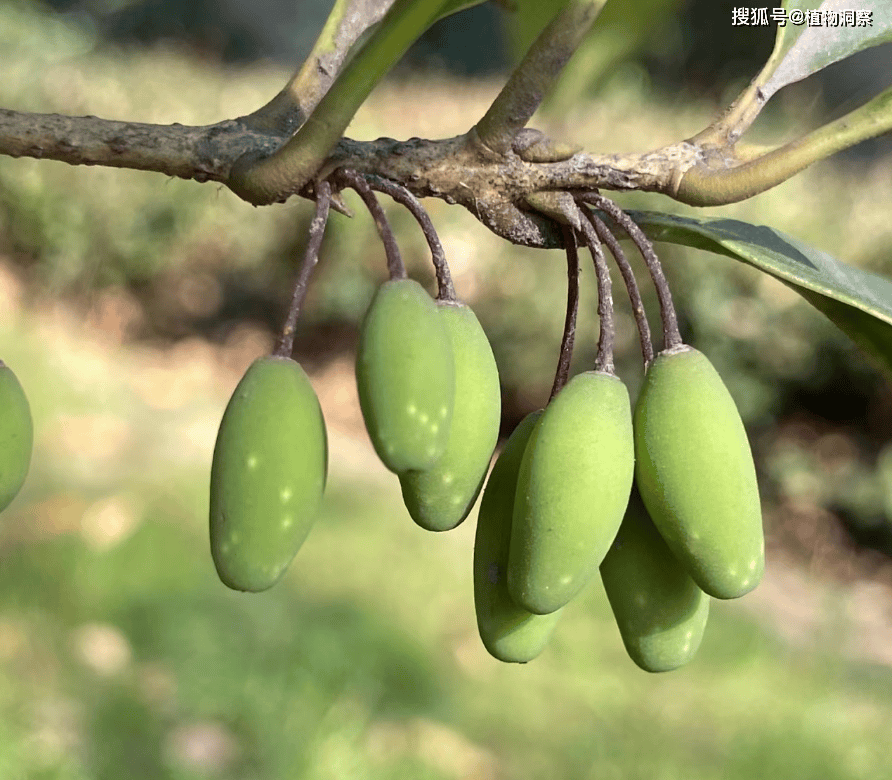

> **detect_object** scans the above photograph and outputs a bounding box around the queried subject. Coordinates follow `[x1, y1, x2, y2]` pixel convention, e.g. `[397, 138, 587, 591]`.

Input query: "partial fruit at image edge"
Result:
[633, 345, 764, 600]
[0, 360, 33, 513]
[355, 278, 455, 474]
[210, 355, 328, 592]
[600, 488, 710, 673]
[399, 300, 501, 532]
[474, 410, 562, 664]
[508, 370, 635, 616]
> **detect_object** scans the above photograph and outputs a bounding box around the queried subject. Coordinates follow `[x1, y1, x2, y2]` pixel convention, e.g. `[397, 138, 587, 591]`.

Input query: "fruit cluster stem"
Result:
[550, 225, 581, 401]
[336, 169, 405, 280]
[577, 210, 616, 375]
[579, 206, 654, 367]
[579, 193, 682, 354]
[275, 180, 333, 358]
[365, 175, 456, 303]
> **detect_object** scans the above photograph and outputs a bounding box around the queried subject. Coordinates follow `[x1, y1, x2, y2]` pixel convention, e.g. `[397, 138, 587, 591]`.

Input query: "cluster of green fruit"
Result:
[208, 274, 764, 672]
[478, 345, 763, 670]
[0, 361, 33, 517]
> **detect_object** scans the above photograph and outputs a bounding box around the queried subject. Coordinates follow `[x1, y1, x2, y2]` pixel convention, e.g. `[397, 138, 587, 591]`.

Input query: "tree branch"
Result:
[242, 0, 397, 135]
[476, 0, 608, 154]
[0, 109, 281, 184]
[0, 107, 703, 246]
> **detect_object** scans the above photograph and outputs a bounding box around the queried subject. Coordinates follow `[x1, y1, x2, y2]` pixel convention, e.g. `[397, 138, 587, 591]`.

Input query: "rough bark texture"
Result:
[0, 108, 702, 248]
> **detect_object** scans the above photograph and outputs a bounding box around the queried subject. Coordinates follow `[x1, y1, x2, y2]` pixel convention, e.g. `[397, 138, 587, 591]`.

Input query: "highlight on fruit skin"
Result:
[600, 488, 710, 673]
[355, 278, 455, 474]
[633, 345, 764, 600]
[474, 411, 562, 663]
[210, 355, 328, 592]
[0, 360, 33, 513]
[399, 301, 501, 532]
[508, 370, 635, 615]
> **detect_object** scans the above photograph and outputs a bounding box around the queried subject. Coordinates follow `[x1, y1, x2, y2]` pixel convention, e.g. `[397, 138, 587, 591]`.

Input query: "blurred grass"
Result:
[3, 2, 892, 777]
[3, 276, 892, 779]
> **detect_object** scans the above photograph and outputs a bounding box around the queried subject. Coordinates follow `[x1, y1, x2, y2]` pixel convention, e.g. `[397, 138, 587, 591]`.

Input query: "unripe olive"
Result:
[509, 371, 635, 615]
[210, 355, 328, 592]
[0, 361, 33, 512]
[356, 279, 455, 473]
[600, 489, 710, 673]
[633, 346, 764, 599]
[474, 411, 561, 663]
[399, 302, 501, 531]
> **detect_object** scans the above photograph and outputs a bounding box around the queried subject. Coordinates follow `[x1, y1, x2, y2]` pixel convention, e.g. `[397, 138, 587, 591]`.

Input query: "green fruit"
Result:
[509, 371, 635, 615]
[600, 489, 710, 673]
[210, 355, 328, 592]
[474, 411, 561, 663]
[0, 361, 33, 512]
[399, 302, 501, 531]
[356, 279, 455, 473]
[633, 346, 764, 599]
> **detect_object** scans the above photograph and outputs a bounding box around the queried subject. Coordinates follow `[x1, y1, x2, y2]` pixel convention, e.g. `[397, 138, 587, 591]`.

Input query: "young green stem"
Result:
[678, 86, 892, 206]
[475, 0, 609, 154]
[274, 181, 333, 358]
[229, 0, 446, 205]
[243, 0, 396, 135]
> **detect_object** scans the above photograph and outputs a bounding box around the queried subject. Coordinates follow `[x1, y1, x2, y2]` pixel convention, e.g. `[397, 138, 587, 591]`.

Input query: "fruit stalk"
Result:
[337, 169, 405, 280]
[549, 225, 580, 401]
[275, 180, 332, 358]
[579, 206, 654, 367]
[579, 193, 682, 356]
[366, 175, 457, 303]
[576, 209, 616, 374]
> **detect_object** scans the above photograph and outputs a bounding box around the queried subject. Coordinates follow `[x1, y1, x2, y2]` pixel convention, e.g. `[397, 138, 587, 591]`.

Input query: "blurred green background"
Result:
[2, 1, 892, 778]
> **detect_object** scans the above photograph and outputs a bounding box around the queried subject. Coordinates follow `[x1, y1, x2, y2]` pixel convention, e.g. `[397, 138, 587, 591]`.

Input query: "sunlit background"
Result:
[2, 1, 892, 778]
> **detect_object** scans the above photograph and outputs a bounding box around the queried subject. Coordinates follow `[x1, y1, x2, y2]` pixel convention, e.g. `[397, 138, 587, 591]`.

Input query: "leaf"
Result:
[626, 210, 892, 375]
[760, 0, 892, 100]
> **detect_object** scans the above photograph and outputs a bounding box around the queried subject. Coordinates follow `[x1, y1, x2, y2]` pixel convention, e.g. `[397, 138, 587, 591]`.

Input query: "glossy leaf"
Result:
[627, 210, 892, 376]
[760, 1, 892, 101]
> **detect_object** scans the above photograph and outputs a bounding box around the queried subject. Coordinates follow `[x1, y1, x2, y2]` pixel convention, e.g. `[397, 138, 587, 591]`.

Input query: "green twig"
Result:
[677, 86, 892, 206]
[475, 0, 609, 154]
[229, 0, 445, 205]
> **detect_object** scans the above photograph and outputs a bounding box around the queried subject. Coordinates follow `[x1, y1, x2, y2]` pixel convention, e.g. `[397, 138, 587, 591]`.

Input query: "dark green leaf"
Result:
[761, 1, 892, 99]
[627, 210, 892, 375]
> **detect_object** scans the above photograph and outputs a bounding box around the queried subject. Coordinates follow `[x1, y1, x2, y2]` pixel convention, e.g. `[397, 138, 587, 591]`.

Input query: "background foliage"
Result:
[2, 1, 892, 777]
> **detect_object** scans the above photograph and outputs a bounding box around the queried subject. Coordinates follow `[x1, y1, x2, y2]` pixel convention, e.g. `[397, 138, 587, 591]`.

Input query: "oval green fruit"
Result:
[474, 411, 561, 663]
[600, 489, 710, 673]
[633, 346, 764, 599]
[399, 302, 501, 532]
[0, 361, 33, 512]
[508, 371, 635, 615]
[356, 279, 455, 473]
[210, 355, 328, 592]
